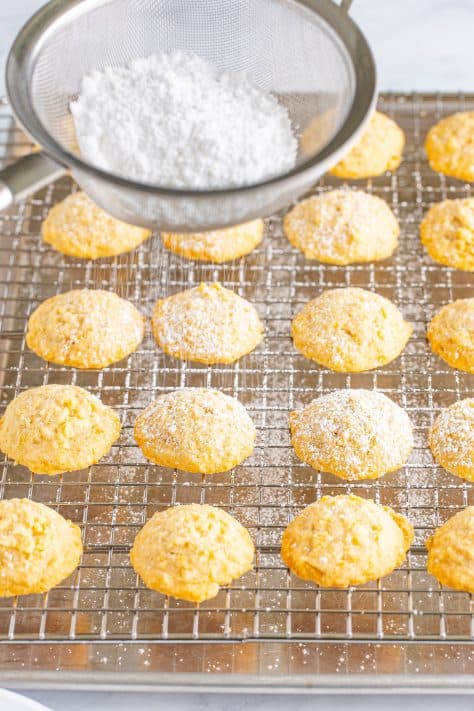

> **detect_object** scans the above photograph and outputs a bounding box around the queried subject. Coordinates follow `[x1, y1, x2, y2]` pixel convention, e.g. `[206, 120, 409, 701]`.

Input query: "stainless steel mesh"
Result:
[0, 94, 473, 688]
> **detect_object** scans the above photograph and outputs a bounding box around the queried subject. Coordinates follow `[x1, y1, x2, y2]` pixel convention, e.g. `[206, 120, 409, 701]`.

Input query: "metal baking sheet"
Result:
[0, 93, 473, 691]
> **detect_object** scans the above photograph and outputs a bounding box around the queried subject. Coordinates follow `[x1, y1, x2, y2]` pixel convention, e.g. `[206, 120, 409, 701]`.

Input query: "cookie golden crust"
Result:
[425, 112, 474, 182]
[281, 495, 413, 588]
[42, 191, 151, 259]
[329, 111, 405, 179]
[130, 504, 255, 602]
[161, 220, 264, 263]
[427, 299, 474, 372]
[420, 198, 474, 271]
[0, 498, 82, 597]
[291, 287, 413, 372]
[283, 189, 399, 265]
[151, 282, 264, 364]
[290, 390, 414, 481]
[26, 289, 145, 369]
[429, 399, 474, 481]
[0, 384, 121, 475]
[426, 507, 474, 593]
[134, 389, 256, 474]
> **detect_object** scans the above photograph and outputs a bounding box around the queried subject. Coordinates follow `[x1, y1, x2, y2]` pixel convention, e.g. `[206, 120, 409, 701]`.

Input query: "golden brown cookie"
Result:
[0, 498, 82, 597]
[291, 287, 413, 372]
[130, 504, 255, 602]
[425, 112, 474, 182]
[290, 389, 413, 481]
[42, 191, 151, 259]
[329, 111, 405, 179]
[426, 507, 474, 593]
[283, 189, 399, 265]
[152, 282, 264, 364]
[281, 494, 413, 588]
[420, 198, 474, 271]
[429, 398, 474, 481]
[26, 289, 145, 369]
[134, 389, 256, 474]
[427, 298, 474, 372]
[161, 220, 264, 263]
[0, 384, 121, 475]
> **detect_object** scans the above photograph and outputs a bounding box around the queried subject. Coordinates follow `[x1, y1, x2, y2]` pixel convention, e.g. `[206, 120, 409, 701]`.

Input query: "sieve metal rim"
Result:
[5, 0, 376, 198]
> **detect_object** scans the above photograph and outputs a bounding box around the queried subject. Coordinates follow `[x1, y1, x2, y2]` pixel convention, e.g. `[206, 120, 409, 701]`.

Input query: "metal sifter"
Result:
[0, 0, 376, 231]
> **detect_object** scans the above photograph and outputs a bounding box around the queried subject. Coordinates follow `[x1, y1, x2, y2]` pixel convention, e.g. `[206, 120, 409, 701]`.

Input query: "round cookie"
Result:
[281, 494, 413, 588]
[420, 198, 474, 271]
[427, 298, 474, 372]
[130, 503, 255, 602]
[283, 189, 399, 265]
[291, 287, 413, 372]
[42, 191, 151, 259]
[26, 289, 145, 369]
[429, 398, 474, 481]
[329, 111, 405, 179]
[0, 498, 82, 597]
[425, 112, 474, 182]
[161, 220, 264, 263]
[152, 282, 264, 364]
[290, 389, 413, 481]
[426, 507, 474, 593]
[0, 384, 121, 475]
[134, 389, 256, 474]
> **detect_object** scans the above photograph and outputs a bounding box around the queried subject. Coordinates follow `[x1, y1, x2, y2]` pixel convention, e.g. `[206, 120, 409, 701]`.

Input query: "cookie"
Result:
[281, 494, 413, 588]
[329, 111, 405, 179]
[152, 282, 264, 364]
[42, 191, 151, 259]
[426, 507, 474, 593]
[429, 398, 474, 481]
[290, 389, 413, 481]
[161, 220, 264, 263]
[427, 298, 474, 372]
[130, 504, 254, 602]
[0, 498, 82, 597]
[283, 189, 399, 265]
[0, 384, 121, 475]
[134, 389, 256, 474]
[425, 112, 474, 182]
[420, 198, 474, 271]
[291, 287, 413, 372]
[26, 289, 145, 369]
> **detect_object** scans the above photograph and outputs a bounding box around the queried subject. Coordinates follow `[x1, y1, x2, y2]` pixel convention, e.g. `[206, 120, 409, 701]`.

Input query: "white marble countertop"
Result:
[1, 1, 473, 709]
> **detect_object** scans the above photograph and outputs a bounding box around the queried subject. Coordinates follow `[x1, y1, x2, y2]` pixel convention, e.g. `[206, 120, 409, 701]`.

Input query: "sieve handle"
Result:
[0, 151, 66, 212]
[339, 0, 353, 11]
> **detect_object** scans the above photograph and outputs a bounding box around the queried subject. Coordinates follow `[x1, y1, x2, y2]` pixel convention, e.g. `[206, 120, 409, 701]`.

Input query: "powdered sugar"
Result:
[70, 51, 297, 190]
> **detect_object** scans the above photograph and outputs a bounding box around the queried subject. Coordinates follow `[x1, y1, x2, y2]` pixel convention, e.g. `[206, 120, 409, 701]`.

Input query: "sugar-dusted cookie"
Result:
[330, 111, 405, 179]
[290, 389, 413, 480]
[0, 384, 121, 475]
[425, 112, 474, 182]
[42, 191, 151, 259]
[291, 287, 413, 372]
[426, 507, 474, 593]
[420, 198, 474, 271]
[130, 504, 254, 602]
[281, 494, 413, 588]
[427, 298, 474, 372]
[283, 189, 399, 265]
[0, 498, 82, 597]
[152, 282, 264, 364]
[26, 289, 145, 369]
[429, 398, 474, 481]
[161, 220, 264, 263]
[134, 389, 256, 474]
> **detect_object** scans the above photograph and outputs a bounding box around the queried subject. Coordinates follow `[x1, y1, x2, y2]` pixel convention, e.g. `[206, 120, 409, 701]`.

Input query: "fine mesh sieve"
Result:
[1, 0, 376, 231]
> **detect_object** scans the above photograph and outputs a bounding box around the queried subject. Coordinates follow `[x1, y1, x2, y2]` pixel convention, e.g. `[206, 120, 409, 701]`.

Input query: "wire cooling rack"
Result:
[0, 93, 473, 690]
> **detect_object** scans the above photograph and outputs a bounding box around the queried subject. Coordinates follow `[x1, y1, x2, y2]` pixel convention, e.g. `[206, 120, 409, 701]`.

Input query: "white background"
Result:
[1, 1, 473, 709]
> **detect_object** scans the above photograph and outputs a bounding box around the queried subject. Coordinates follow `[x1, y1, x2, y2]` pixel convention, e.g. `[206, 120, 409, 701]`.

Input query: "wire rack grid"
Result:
[0, 94, 473, 682]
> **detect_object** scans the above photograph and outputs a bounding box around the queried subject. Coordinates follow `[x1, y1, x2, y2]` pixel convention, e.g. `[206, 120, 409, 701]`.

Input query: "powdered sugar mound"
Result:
[70, 51, 297, 189]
